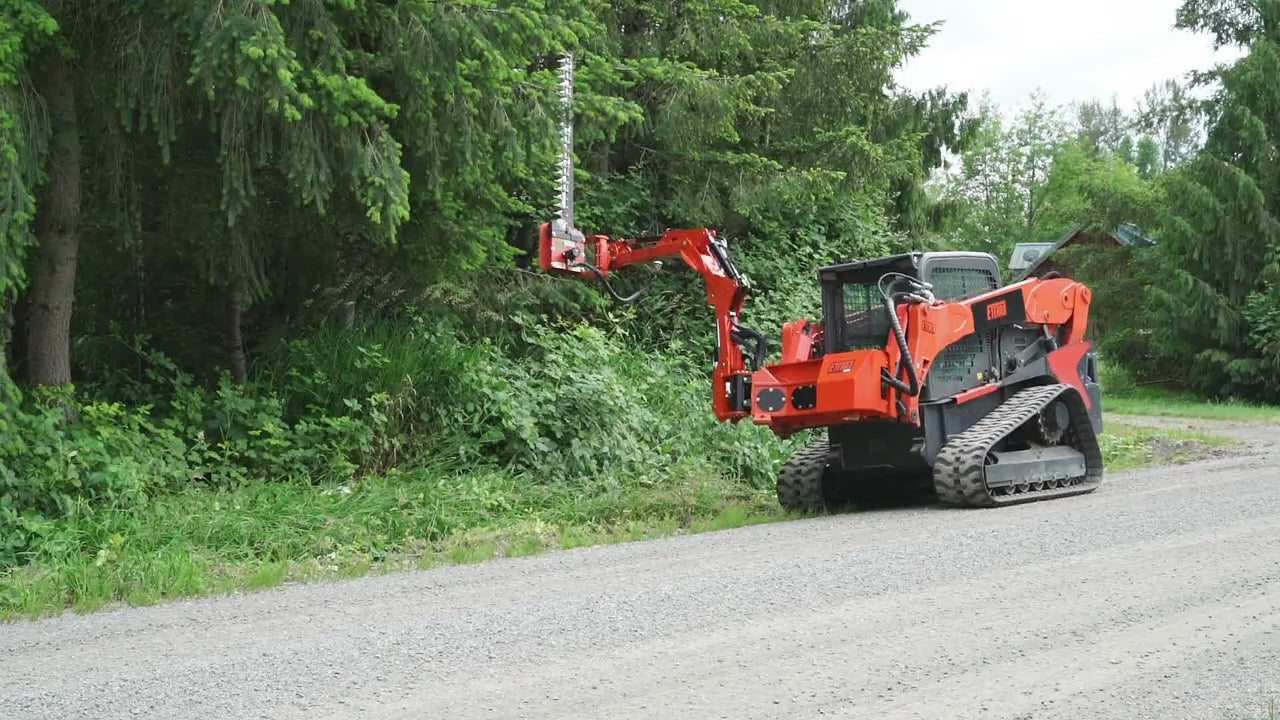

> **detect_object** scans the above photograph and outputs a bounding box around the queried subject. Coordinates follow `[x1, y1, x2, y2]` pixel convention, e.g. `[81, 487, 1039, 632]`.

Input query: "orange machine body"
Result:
[746, 277, 1092, 438]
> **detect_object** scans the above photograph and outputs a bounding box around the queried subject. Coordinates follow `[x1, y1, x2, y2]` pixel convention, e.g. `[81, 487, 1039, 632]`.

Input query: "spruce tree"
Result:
[0, 1, 55, 390]
[1150, 1, 1280, 398]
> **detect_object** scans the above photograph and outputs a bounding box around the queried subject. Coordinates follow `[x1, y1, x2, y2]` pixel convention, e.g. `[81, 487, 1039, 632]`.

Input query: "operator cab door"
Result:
[916, 252, 1003, 402]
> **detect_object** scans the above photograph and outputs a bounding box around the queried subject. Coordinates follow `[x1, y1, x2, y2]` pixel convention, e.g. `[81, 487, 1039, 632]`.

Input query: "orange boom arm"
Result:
[539, 222, 761, 422]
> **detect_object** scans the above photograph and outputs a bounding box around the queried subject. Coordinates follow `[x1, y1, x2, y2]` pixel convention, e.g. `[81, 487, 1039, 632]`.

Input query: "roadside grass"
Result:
[1104, 387, 1280, 423]
[0, 414, 1242, 622]
[1100, 421, 1238, 472]
[0, 467, 788, 622]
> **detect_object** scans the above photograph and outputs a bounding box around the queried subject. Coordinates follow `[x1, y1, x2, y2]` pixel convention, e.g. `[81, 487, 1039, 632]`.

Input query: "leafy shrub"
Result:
[0, 390, 191, 564]
[1, 367, 393, 565]
[164, 373, 379, 487]
[475, 322, 671, 480]
[2, 282, 811, 572]
[256, 317, 495, 469]
[256, 309, 798, 488]
[476, 322, 802, 486]
[1152, 283, 1280, 403]
[1098, 358, 1137, 397]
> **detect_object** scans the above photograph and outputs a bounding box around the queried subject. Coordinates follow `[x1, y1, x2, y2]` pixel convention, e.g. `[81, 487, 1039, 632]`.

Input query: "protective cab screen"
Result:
[840, 283, 891, 352]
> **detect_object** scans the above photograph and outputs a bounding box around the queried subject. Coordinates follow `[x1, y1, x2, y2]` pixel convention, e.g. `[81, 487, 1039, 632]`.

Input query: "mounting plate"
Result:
[539, 220, 591, 275]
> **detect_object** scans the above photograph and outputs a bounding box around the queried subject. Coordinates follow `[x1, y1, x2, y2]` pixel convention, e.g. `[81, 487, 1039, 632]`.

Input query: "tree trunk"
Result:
[131, 175, 146, 379]
[224, 285, 247, 385]
[26, 6, 81, 388]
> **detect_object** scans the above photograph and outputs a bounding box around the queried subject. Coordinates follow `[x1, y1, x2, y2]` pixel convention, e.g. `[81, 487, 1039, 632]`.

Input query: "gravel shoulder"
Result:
[3, 414, 1279, 720]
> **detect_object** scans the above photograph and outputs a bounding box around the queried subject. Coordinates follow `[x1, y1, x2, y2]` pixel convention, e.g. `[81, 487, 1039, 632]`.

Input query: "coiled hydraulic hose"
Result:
[876, 272, 934, 399]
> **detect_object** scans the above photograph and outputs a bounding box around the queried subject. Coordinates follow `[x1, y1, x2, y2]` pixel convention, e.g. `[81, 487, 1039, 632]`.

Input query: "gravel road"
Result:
[4, 415, 1279, 720]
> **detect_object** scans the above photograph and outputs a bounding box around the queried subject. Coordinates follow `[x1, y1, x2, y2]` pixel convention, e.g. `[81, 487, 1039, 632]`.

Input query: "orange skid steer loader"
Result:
[539, 55, 1103, 511]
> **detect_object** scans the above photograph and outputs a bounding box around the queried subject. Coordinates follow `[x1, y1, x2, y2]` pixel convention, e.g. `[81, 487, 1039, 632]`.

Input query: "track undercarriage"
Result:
[776, 384, 1104, 511]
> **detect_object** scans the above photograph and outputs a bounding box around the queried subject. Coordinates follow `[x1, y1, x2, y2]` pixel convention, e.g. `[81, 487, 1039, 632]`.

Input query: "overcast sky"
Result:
[894, 0, 1242, 113]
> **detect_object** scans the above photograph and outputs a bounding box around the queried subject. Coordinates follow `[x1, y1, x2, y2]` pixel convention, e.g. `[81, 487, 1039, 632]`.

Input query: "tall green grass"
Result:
[0, 462, 786, 619]
[1100, 360, 1280, 422]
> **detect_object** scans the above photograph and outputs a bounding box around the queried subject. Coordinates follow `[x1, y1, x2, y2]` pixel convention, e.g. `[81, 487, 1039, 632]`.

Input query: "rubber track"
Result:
[932, 383, 1104, 508]
[776, 438, 831, 511]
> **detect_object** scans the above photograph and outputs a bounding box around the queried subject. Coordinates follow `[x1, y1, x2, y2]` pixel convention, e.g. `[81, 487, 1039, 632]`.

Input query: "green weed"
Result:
[1100, 422, 1236, 471]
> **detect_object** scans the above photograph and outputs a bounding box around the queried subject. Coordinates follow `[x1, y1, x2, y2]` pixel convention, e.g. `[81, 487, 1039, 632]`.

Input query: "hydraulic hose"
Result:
[577, 259, 766, 372]
[876, 273, 929, 399]
[732, 324, 769, 371]
[880, 291, 921, 397]
[575, 262, 650, 304]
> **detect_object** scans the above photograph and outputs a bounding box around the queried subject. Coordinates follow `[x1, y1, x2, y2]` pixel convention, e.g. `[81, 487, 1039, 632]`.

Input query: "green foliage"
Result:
[1098, 359, 1138, 397]
[1243, 282, 1280, 364]
[2, 294, 804, 574]
[1074, 98, 1134, 159]
[0, 391, 189, 565]
[1145, 20, 1280, 399]
[1176, 0, 1272, 49]
[1136, 79, 1204, 174]
[0, 0, 54, 287]
[483, 322, 801, 483]
[166, 372, 380, 487]
[929, 88, 1174, 262]
[1135, 137, 1161, 178]
[1036, 145, 1164, 237]
[565, 0, 969, 246]
[0, 375, 381, 565]
[0, 0, 55, 390]
[926, 93, 1071, 260]
[2, 0, 973, 387]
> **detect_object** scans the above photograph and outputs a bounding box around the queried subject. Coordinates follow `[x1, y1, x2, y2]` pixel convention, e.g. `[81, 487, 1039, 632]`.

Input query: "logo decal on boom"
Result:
[986, 300, 1008, 321]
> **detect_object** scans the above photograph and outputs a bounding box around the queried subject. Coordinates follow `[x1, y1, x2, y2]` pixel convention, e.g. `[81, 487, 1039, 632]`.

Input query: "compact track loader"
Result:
[538, 55, 1103, 510]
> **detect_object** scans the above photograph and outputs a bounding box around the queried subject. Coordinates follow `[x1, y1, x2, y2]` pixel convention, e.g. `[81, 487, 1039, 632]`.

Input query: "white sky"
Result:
[894, 0, 1243, 113]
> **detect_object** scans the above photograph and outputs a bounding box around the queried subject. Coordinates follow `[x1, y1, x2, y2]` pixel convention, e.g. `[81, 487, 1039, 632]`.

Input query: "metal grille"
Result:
[930, 332, 992, 387]
[841, 284, 890, 350]
[928, 266, 998, 300]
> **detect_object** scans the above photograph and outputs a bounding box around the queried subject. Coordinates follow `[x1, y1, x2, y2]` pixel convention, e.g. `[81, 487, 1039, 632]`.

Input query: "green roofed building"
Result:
[1007, 223, 1154, 282]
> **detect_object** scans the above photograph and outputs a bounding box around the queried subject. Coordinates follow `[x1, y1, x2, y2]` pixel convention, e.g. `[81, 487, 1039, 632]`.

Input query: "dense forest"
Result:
[1, 0, 1278, 609]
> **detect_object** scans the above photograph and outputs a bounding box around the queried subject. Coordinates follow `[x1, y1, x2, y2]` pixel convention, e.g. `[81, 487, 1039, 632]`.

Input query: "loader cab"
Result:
[817, 251, 1003, 401]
